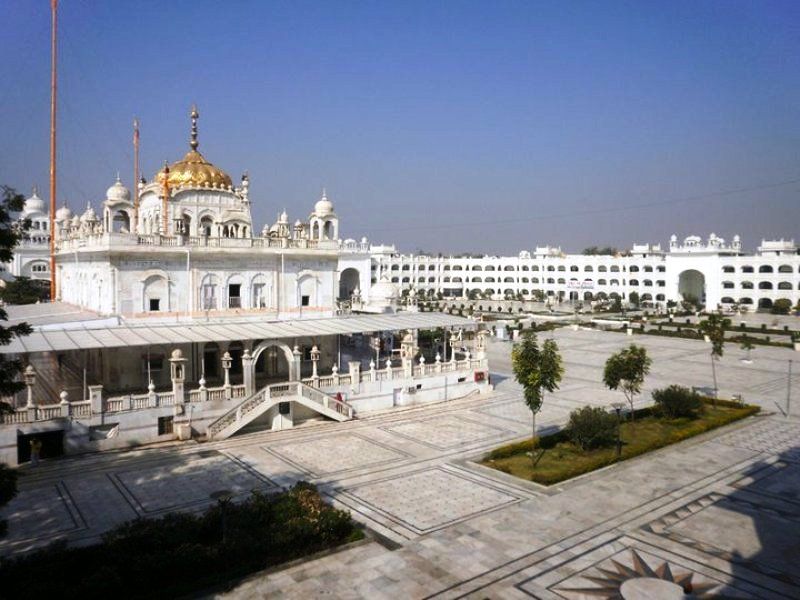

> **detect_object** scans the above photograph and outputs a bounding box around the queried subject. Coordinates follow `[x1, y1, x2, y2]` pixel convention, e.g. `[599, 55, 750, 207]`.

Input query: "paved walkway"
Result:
[2, 329, 799, 598]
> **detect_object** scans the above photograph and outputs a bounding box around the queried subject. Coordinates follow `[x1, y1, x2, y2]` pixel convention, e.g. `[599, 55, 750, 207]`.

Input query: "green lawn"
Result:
[482, 401, 759, 486]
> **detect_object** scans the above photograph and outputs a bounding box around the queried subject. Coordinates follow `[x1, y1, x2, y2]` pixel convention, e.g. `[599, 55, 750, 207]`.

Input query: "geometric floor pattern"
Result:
[2, 330, 799, 598]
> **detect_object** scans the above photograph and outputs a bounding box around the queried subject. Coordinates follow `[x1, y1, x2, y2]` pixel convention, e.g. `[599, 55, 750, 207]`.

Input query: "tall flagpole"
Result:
[133, 118, 140, 230]
[48, 0, 58, 301]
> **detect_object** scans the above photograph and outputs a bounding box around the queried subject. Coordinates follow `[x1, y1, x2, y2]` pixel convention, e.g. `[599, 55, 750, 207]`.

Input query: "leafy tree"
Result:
[511, 331, 564, 457]
[1, 276, 47, 305]
[698, 313, 730, 401]
[771, 298, 792, 315]
[0, 187, 33, 401]
[629, 291, 640, 308]
[740, 335, 754, 362]
[681, 294, 699, 312]
[603, 344, 652, 421]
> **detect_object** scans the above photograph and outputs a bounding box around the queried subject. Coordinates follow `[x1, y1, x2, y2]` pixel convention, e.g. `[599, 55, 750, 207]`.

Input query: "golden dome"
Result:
[154, 104, 233, 189]
[155, 149, 232, 189]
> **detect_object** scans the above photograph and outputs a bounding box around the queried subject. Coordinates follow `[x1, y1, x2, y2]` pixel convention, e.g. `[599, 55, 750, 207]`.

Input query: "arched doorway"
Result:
[758, 298, 773, 310]
[678, 269, 705, 306]
[252, 341, 295, 386]
[339, 268, 360, 300]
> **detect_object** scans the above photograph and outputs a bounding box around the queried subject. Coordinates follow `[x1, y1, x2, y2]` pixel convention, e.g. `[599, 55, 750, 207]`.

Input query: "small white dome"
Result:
[278, 210, 289, 224]
[314, 189, 334, 217]
[105, 176, 131, 204]
[369, 275, 399, 306]
[55, 204, 72, 222]
[70, 214, 81, 227]
[23, 187, 46, 215]
[80, 203, 98, 223]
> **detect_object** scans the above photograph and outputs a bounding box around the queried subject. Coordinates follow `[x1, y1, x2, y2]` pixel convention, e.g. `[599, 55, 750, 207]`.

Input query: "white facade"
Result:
[370, 233, 800, 311]
[3, 187, 52, 281]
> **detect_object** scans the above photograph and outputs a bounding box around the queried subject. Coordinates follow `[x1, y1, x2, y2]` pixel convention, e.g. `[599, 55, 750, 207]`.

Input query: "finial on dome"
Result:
[115, 171, 121, 182]
[32, 184, 38, 196]
[189, 104, 199, 150]
[322, 187, 327, 200]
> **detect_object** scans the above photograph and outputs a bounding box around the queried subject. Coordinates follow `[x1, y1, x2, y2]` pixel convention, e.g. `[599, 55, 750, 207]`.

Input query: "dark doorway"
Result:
[18, 430, 64, 464]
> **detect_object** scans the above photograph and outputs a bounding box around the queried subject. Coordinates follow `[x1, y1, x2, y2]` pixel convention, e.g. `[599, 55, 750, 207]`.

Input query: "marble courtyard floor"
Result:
[2, 329, 799, 598]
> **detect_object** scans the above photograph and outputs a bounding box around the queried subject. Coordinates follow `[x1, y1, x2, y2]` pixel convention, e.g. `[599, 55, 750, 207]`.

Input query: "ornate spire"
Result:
[190, 104, 199, 150]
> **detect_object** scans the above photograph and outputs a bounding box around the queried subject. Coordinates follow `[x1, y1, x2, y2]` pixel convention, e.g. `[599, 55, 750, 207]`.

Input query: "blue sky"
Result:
[2, 1, 799, 253]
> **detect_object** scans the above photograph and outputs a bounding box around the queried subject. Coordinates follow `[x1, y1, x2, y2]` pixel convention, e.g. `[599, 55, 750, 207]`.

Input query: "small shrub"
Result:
[567, 406, 617, 450]
[652, 385, 703, 419]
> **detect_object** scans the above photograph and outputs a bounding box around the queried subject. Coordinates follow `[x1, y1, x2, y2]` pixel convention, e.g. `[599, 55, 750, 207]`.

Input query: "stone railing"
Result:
[207, 380, 354, 440]
[301, 358, 487, 390]
[56, 232, 338, 253]
[0, 399, 92, 424]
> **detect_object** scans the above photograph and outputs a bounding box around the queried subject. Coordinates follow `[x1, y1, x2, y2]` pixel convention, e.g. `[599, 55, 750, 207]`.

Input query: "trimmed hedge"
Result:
[0, 482, 362, 599]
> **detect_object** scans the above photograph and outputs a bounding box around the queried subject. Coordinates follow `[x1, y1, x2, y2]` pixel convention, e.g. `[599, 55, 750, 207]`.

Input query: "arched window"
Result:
[722, 266, 735, 273]
[758, 281, 773, 289]
[722, 281, 734, 289]
[643, 266, 653, 272]
[778, 265, 792, 273]
[629, 279, 639, 286]
[558, 265, 566, 272]
[570, 266, 579, 272]
[598, 279, 607, 285]
[778, 281, 792, 290]
[758, 265, 773, 273]
[741, 281, 753, 289]
[741, 266, 754, 273]
[584, 265, 593, 272]
[643, 279, 652, 287]
[598, 265, 607, 272]
[610, 266, 620, 272]
[630, 266, 639, 272]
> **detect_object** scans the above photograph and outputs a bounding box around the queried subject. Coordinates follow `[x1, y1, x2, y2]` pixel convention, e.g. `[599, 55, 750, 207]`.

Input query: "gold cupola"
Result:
[155, 105, 233, 189]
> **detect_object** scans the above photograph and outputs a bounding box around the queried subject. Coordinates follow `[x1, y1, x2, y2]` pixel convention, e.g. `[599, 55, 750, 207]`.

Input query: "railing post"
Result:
[148, 382, 157, 407]
[89, 385, 103, 414]
[198, 378, 208, 403]
[122, 394, 132, 411]
[169, 349, 187, 406]
[221, 352, 232, 398]
[332, 365, 340, 386]
[385, 358, 393, 381]
[242, 349, 254, 396]
[369, 359, 376, 382]
[435, 353, 442, 374]
[60, 390, 70, 417]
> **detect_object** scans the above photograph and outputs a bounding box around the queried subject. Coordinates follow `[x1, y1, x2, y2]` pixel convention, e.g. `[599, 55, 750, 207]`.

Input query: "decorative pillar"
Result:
[331, 364, 340, 386]
[475, 329, 489, 360]
[310, 345, 320, 380]
[348, 361, 361, 387]
[169, 349, 187, 405]
[385, 357, 393, 381]
[401, 331, 415, 377]
[221, 351, 232, 396]
[369, 359, 376, 382]
[418, 355, 426, 376]
[242, 349, 254, 396]
[23, 365, 36, 409]
[88, 385, 103, 414]
[148, 381, 157, 407]
[292, 345, 302, 381]
[60, 390, 70, 417]
[198, 376, 208, 403]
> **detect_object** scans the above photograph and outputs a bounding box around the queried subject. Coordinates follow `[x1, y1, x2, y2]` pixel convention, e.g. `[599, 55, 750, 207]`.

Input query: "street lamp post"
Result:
[611, 402, 625, 457]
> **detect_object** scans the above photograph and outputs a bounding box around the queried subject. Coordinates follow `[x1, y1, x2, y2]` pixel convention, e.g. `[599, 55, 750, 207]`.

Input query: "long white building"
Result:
[370, 234, 800, 312]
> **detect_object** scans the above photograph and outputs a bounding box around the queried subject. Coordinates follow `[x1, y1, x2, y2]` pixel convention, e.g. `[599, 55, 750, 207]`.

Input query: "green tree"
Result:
[698, 313, 730, 401]
[771, 298, 792, 315]
[511, 332, 564, 457]
[0, 187, 33, 400]
[603, 344, 652, 421]
[740, 335, 754, 362]
[629, 291, 640, 308]
[1, 276, 47, 305]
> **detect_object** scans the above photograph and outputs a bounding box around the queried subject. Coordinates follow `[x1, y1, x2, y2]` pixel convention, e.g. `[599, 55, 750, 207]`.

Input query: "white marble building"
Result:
[371, 234, 800, 312]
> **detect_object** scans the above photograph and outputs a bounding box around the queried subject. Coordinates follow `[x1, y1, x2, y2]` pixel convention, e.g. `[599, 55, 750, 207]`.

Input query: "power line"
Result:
[350, 176, 800, 233]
